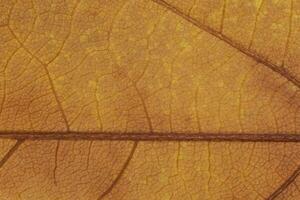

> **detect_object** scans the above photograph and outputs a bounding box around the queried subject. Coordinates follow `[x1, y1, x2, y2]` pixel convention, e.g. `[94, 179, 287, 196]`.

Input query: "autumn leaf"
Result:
[0, 0, 299, 199]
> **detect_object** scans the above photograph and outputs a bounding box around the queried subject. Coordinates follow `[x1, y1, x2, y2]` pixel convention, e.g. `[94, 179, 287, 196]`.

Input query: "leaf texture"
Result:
[0, 0, 299, 199]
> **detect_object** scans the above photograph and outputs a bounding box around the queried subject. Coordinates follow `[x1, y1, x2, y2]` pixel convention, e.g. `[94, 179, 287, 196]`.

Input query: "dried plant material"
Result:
[0, 0, 299, 199]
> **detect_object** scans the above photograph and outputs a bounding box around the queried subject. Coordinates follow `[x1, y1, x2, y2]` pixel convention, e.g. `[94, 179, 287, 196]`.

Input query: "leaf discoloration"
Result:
[0, 0, 299, 199]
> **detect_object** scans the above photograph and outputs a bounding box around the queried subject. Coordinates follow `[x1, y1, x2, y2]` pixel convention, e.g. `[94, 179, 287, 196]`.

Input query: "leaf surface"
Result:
[0, 0, 299, 199]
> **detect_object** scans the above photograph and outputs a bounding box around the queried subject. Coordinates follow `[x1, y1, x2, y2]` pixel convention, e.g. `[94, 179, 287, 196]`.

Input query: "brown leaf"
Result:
[0, 0, 299, 199]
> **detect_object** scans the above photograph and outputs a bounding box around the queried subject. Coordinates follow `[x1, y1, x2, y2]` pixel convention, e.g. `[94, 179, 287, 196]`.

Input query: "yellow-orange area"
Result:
[0, 0, 299, 199]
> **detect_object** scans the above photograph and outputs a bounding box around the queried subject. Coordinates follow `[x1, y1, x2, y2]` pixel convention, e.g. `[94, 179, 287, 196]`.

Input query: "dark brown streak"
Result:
[0, 140, 24, 168]
[267, 164, 300, 200]
[0, 131, 299, 142]
[151, 0, 300, 89]
[98, 141, 138, 200]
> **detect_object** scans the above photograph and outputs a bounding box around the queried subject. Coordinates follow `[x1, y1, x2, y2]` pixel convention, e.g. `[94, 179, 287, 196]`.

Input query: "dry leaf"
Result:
[0, 0, 299, 199]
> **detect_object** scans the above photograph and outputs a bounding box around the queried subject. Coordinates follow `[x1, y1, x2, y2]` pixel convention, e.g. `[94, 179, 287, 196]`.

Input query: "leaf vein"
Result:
[0, 131, 299, 142]
[151, 0, 300, 89]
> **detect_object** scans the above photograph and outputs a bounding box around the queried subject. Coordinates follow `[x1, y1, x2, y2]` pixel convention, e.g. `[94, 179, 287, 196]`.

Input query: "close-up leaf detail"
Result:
[0, 0, 299, 199]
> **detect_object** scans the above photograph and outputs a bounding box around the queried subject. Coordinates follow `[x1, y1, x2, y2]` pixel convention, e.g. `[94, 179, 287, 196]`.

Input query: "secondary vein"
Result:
[151, 0, 300, 89]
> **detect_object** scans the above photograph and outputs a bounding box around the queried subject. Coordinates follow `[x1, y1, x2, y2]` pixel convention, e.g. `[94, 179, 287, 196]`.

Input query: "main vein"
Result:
[0, 131, 299, 142]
